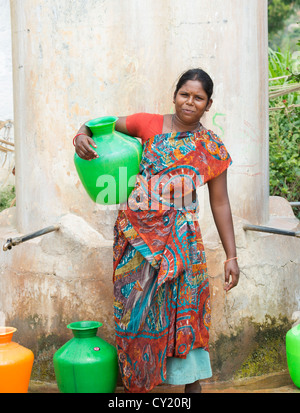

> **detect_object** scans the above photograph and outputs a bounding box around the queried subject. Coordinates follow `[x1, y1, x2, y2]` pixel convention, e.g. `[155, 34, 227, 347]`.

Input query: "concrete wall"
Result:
[0, 0, 13, 120]
[0, 0, 299, 383]
[0, 0, 14, 186]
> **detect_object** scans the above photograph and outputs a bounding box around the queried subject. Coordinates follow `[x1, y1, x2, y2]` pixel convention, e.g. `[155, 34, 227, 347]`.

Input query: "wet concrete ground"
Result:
[28, 370, 300, 393]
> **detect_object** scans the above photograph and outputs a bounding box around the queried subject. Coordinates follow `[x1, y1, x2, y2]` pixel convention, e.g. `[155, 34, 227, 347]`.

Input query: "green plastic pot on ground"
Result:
[286, 324, 300, 388]
[53, 321, 119, 393]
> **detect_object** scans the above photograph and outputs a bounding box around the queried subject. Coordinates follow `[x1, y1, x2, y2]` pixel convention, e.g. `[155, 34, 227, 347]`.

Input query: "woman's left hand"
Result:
[224, 260, 240, 292]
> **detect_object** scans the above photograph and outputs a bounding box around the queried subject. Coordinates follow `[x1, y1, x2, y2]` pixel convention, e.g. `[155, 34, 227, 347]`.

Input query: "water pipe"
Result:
[3, 225, 60, 251]
[243, 224, 300, 238]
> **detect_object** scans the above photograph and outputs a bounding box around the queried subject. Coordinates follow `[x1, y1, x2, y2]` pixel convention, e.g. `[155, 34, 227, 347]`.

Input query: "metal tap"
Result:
[3, 225, 60, 251]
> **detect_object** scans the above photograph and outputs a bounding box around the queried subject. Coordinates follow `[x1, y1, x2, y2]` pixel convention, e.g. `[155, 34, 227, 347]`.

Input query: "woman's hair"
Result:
[174, 68, 214, 102]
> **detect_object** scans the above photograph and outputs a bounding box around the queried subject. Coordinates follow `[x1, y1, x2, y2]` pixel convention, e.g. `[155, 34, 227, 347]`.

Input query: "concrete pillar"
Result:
[0, 0, 13, 120]
[10, 0, 269, 234]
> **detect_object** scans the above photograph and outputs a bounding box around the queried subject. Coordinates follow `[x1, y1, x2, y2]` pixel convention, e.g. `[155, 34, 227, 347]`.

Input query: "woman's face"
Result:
[173, 80, 212, 124]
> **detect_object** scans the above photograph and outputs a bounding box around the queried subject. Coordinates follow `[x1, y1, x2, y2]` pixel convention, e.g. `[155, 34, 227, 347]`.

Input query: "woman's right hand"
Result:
[75, 134, 99, 160]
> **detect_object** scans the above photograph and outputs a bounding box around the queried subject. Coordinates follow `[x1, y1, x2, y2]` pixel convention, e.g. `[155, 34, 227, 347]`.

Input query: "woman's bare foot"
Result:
[184, 380, 202, 393]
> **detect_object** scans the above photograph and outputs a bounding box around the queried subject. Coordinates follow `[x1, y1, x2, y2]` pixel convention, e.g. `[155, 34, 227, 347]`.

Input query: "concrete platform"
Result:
[28, 370, 300, 394]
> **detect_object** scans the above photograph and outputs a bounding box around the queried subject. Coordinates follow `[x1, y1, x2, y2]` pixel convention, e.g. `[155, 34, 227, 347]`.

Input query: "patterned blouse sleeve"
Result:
[199, 130, 232, 182]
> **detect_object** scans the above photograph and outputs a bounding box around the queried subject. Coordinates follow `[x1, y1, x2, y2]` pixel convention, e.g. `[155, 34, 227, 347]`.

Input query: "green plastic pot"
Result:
[53, 321, 118, 393]
[286, 324, 300, 388]
[74, 116, 142, 205]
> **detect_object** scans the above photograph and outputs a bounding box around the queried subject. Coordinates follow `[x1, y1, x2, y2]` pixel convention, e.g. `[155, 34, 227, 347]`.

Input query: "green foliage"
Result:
[0, 185, 15, 212]
[269, 109, 300, 198]
[268, 0, 299, 36]
[268, 1, 300, 51]
[268, 47, 300, 218]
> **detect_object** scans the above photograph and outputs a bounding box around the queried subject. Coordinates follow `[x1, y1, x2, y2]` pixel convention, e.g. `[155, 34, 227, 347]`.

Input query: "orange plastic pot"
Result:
[0, 327, 34, 393]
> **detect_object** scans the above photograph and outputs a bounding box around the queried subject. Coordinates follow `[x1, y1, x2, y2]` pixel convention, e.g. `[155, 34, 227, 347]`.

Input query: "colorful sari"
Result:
[113, 128, 232, 393]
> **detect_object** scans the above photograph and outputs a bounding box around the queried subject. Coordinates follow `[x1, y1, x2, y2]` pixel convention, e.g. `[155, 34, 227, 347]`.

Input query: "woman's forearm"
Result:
[208, 171, 239, 291]
[76, 123, 92, 137]
[207, 170, 237, 259]
[210, 200, 237, 259]
[74, 122, 97, 160]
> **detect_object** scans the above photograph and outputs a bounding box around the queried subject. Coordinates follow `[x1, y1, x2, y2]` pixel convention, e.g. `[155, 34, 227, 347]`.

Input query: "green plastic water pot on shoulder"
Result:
[74, 116, 143, 205]
[286, 324, 300, 388]
[53, 321, 119, 393]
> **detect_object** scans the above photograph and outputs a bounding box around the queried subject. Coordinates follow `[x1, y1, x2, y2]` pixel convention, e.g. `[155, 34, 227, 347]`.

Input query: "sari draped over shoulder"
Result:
[113, 129, 232, 393]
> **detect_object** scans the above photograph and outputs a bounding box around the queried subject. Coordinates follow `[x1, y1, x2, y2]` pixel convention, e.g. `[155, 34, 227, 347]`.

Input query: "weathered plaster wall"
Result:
[0, 0, 13, 120]
[0, 0, 299, 383]
[0, 0, 14, 186]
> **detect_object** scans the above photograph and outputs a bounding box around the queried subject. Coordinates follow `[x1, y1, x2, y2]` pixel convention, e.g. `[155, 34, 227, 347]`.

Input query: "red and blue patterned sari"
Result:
[113, 128, 231, 393]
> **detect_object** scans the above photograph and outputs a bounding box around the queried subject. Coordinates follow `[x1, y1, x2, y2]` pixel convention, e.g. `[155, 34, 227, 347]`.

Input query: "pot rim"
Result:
[67, 321, 102, 331]
[0, 326, 17, 336]
[85, 116, 118, 128]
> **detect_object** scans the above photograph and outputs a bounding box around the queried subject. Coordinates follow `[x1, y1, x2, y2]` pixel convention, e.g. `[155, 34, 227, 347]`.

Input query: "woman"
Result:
[74, 68, 240, 393]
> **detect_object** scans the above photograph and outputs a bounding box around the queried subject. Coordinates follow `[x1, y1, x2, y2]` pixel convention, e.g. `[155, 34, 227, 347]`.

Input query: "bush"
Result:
[0, 185, 15, 212]
[268, 47, 300, 218]
[269, 107, 300, 196]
